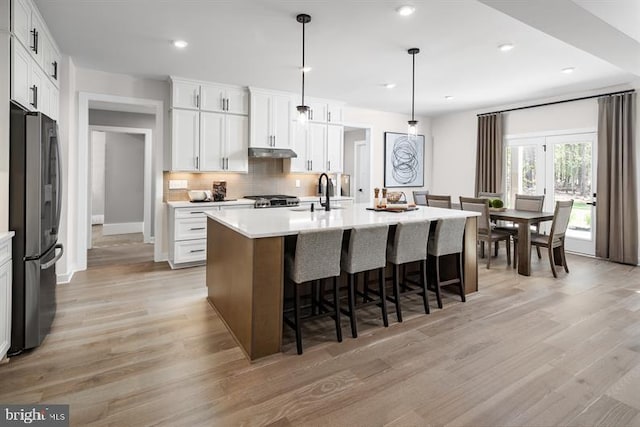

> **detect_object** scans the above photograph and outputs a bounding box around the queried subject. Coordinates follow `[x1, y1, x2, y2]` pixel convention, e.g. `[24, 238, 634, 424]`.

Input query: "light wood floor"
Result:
[88, 225, 153, 268]
[1, 250, 640, 426]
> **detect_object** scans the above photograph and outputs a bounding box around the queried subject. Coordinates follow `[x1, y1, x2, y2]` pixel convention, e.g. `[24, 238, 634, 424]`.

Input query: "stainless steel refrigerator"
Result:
[9, 102, 63, 355]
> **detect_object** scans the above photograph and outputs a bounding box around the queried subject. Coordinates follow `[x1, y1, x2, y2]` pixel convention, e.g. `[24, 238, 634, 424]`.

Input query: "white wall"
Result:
[343, 106, 432, 201]
[0, 0, 10, 232]
[104, 132, 144, 225]
[91, 131, 106, 221]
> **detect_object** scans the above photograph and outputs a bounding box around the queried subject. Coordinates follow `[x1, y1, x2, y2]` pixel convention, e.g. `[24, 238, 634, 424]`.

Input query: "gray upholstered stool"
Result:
[428, 217, 466, 308]
[386, 220, 431, 322]
[340, 224, 389, 338]
[284, 228, 344, 355]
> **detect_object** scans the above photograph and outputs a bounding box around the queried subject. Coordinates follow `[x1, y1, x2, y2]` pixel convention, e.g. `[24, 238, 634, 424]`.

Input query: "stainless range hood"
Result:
[248, 147, 298, 159]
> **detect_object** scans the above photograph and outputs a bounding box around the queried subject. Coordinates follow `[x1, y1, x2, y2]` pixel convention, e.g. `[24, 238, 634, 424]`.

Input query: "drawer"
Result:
[0, 239, 11, 267]
[174, 207, 219, 219]
[174, 240, 207, 264]
[175, 217, 207, 240]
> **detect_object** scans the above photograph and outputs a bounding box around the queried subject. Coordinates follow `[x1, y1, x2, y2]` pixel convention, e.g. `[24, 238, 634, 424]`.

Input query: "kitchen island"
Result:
[206, 203, 479, 361]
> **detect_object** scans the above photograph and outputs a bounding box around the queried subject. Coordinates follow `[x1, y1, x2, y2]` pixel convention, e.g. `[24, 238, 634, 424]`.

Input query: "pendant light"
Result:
[407, 47, 420, 139]
[296, 14, 311, 125]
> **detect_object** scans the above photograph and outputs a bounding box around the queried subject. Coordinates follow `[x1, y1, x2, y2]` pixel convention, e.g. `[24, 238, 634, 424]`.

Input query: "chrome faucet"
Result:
[318, 173, 332, 211]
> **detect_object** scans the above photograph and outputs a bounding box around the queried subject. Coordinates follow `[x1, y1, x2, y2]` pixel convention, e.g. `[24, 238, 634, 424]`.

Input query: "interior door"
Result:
[354, 141, 370, 203]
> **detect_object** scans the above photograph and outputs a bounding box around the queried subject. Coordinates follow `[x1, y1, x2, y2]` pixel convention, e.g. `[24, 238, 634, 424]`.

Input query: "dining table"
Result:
[489, 209, 555, 276]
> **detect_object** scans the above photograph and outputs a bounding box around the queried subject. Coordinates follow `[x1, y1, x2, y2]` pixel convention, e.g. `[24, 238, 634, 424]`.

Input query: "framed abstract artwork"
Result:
[383, 132, 425, 187]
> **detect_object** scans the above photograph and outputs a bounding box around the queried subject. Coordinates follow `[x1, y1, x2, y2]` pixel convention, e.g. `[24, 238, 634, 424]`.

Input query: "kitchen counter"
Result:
[0, 231, 15, 245]
[205, 203, 479, 361]
[166, 199, 255, 208]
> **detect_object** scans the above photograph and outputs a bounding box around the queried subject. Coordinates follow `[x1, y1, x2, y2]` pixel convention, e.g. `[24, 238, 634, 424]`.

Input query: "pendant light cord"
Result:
[411, 52, 415, 122]
[301, 20, 306, 106]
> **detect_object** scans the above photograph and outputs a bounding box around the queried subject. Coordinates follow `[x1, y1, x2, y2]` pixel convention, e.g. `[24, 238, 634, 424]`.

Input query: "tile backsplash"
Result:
[164, 158, 329, 201]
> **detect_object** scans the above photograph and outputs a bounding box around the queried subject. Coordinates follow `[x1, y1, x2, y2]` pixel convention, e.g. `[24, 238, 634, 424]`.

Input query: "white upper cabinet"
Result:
[249, 88, 292, 149]
[10, 0, 62, 112]
[327, 103, 343, 124]
[326, 124, 343, 173]
[172, 80, 200, 110]
[298, 98, 344, 125]
[225, 115, 249, 172]
[201, 83, 248, 115]
[308, 101, 327, 123]
[199, 112, 225, 171]
[11, 39, 32, 110]
[12, 0, 31, 47]
[171, 109, 200, 171]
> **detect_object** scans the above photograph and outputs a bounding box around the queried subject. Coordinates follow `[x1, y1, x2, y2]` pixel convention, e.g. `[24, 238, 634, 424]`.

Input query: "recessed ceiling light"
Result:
[384, 83, 397, 89]
[173, 40, 188, 49]
[300, 66, 312, 73]
[561, 67, 575, 74]
[498, 43, 514, 52]
[445, 96, 454, 101]
[396, 5, 415, 16]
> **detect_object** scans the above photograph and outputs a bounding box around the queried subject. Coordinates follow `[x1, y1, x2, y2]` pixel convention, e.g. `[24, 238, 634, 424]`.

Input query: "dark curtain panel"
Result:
[475, 113, 504, 195]
[596, 92, 637, 264]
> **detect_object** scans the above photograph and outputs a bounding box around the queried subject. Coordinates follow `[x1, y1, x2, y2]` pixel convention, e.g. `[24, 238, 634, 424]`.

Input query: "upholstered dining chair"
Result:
[412, 191, 429, 206]
[477, 191, 503, 200]
[513, 200, 573, 278]
[425, 194, 452, 209]
[459, 197, 511, 269]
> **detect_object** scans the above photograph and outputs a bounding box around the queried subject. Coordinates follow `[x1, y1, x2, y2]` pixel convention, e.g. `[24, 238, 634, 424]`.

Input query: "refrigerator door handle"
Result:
[53, 124, 62, 235]
[41, 244, 64, 270]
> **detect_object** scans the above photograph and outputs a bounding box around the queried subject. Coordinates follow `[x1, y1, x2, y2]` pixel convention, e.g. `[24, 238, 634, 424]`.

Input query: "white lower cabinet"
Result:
[0, 235, 14, 360]
[168, 204, 252, 268]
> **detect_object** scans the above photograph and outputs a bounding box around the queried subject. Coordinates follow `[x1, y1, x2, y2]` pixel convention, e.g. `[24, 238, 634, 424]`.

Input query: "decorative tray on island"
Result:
[366, 205, 419, 212]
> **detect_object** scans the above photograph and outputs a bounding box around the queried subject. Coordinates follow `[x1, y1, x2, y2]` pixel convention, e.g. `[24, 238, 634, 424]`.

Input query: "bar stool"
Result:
[427, 217, 467, 308]
[386, 220, 431, 322]
[340, 224, 389, 338]
[284, 228, 344, 355]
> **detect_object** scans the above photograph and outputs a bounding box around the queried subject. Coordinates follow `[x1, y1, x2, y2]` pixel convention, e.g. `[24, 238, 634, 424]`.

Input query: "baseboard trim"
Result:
[91, 214, 104, 225]
[103, 222, 143, 235]
[57, 270, 74, 284]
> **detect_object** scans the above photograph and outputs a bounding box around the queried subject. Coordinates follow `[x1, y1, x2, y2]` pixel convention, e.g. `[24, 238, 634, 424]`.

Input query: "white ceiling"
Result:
[35, 0, 638, 116]
[572, 0, 640, 44]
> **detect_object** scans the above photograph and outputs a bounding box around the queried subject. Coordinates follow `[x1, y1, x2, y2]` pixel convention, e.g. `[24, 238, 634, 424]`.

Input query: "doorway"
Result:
[343, 125, 372, 203]
[505, 131, 597, 255]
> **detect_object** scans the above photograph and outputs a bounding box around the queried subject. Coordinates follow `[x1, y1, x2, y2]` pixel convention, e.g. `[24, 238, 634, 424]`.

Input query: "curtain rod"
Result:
[477, 89, 636, 117]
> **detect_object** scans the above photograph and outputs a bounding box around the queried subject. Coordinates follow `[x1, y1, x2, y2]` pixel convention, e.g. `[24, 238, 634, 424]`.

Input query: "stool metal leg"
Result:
[420, 259, 430, 314]
[379, 267, 389, 327]
[333, 276, 342, 342]
[434, 256, 443, 309]
[347, 273, 358, 338]
[363, 271, 369, 303]
[392, 264, 403, 322]
[294, 282, 303, 355]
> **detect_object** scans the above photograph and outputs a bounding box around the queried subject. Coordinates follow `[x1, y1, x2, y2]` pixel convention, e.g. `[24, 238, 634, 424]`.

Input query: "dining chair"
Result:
[459, 197, 511, 269]
[497, 194, 545, 262]
[477, 191, 503, 200]
[412, 191, 429, 206]
[513, 200, 573, 278]
[426, 194, 452, 209]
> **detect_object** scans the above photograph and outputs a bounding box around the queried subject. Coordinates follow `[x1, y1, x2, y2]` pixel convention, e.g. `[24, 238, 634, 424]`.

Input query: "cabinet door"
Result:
[11, 40, 32, 110]
[225, 115, 248, 172]
[30, 12, 45, 67]
[326, 125, 343, 173]
[49, 45, 61, 85]
[225, 88, 249, 115]
[249, 92, 272, 148]
[327, 104, 343, 124]
[171, 109, 200, 171]
[308, 101, 327, 123]
[0, 261, 11, 358]
[49, 87, 59, 121]
[308, 123, 327, 172]
[200, 83, 226, 113]
[290, 122, 308, 172]
[38, 71, 51, 117]
[172, 81, 200, 109]
[30, 63, 43, 111]
[12, 0, 32, 48]
[199, 112, 225, 171]
[272, 94, 292, 148]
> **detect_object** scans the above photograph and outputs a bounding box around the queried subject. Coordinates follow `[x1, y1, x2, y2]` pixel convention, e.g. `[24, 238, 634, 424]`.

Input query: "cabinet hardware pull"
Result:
[327, 161, 330, 170]
[225, 158, 229, 170]
[196, 93, 200, 108]
[190, 227, 206, 231]
[328, 112, 331, 122]
[52, 61, 58, 80]
[190, 249, 205, 253]
[225, 98, 229, 111]
[195, 156, 199, 169]
[190, 211, 204, 214]
[30, 29, 38, 53]
[30, 85, 38, 108]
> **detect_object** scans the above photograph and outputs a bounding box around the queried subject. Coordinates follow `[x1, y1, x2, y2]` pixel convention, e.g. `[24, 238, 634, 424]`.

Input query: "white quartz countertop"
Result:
[298, 196, 354, 203]
[166, 199, 255, 208]
[0, 231, 15, 244]
[206, 203, 480, 239]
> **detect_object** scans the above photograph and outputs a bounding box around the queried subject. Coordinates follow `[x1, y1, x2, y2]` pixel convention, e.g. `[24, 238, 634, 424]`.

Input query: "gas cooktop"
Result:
[244, 195, 300, 208]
